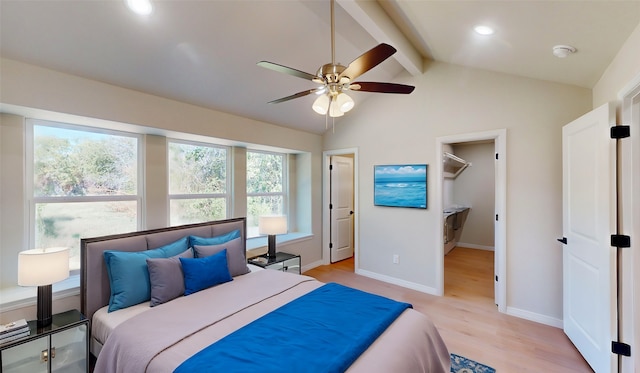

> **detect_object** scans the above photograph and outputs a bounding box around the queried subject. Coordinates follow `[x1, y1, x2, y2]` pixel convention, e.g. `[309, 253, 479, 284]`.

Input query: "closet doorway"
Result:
[443, 142, 496, 305]
[436, 130, 506, 312]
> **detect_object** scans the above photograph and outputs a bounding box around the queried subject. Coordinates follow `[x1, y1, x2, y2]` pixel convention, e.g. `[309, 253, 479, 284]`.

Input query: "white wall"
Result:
[593, 22, 640, 109]
[324, 61, 591, 323]
[0, 58, 324, 322]
[442, 144, 454, 208]
[0, 114, 26, 294]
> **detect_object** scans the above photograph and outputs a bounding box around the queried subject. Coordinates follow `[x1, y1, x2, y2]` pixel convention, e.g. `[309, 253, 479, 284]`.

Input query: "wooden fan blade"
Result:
[267, 89, 317, 104]
[257, 61, 317, 81]
[350, 82, 415, 94]
[339, 43, 396, 81]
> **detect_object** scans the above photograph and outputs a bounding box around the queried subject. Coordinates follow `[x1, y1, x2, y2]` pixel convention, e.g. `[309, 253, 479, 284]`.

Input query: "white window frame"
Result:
[167, 139, 231, 225]
[26, 119, 143, 275]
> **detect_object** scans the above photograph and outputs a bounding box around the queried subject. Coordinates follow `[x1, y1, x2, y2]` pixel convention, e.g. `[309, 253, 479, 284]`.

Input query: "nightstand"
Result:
[0, 309, 89, 373]
[248, 252, 301, 274]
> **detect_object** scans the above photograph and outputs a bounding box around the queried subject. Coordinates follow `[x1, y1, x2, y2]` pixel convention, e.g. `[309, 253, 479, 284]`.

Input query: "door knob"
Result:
[557, 237, 567, 244]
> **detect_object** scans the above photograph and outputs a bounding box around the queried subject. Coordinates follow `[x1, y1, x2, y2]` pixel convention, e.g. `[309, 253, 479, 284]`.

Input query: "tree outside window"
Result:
[246, 151, 286, 237]
[31, 122, 140, 271]
[168, 141, 229, 225]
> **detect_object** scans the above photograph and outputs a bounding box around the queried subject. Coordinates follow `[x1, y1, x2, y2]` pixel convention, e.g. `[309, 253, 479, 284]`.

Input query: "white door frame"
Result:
[323, 148, 359, 269]
[618, 73, 640, 373]
[436, 129, 507, 312]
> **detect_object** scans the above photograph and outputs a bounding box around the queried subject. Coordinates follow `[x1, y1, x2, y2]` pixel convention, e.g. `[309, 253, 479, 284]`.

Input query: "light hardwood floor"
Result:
[304, 247, 593, 372]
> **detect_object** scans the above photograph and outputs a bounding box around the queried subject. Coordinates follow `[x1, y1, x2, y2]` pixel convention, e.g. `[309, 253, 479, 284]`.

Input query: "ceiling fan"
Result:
[257, 0, 415, 119]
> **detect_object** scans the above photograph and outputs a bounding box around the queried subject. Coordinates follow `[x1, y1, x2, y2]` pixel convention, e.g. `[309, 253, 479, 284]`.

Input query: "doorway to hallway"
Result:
[323, 148, 358, 271]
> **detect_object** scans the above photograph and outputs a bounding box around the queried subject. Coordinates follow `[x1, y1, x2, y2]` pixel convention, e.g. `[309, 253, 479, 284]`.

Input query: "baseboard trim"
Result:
[356, 269, 440, 295]
[506, 306, 563, 328]
[456, 242, 495, 251]
[301, 259, 323, 274]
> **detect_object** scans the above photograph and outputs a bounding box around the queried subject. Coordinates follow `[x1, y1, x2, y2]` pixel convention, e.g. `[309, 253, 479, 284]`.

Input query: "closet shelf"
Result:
[443, 152, 470, 178]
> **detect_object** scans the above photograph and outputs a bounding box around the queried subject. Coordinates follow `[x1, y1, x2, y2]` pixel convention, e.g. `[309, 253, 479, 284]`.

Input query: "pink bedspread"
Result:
[94, 269, 450, 373]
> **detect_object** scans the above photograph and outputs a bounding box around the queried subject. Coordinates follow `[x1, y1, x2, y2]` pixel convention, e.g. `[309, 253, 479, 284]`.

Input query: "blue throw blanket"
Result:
[174, 283, 412, 373]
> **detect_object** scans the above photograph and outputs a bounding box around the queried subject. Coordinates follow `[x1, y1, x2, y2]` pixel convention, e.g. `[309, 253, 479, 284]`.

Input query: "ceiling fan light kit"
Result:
[336, 93, 354, 112]
[258, 0, 415, 123]
[313, 94, 330, 115]
[313, 92, 354, 117]
[329, 98, 345, 117]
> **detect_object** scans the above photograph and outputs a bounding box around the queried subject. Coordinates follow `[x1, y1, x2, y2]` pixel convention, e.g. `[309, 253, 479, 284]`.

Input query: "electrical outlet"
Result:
[393, 254, 399, 264]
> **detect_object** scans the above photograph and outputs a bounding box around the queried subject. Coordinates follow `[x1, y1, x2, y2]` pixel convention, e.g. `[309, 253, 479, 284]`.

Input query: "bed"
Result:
[81, 218, 450, 372]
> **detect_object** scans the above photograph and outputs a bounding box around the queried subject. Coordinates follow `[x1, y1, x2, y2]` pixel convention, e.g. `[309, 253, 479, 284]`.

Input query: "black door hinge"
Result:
[610, 125, 630, 139]
[495, 214, 498, 221]
[329, 203, 333, 210]
[611, 234, 631, 248]
[495, 275, 498, 282]
[329, 164, 333, 170]
[329, 243, 333, 249]
[495, 153, 499, 160]
[612, 341, 631, 356]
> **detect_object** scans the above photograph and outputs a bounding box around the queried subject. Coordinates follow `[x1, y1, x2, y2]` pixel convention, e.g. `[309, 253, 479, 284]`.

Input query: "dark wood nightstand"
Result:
[0, 309, 89, 373]
[248, 252, 301, 274]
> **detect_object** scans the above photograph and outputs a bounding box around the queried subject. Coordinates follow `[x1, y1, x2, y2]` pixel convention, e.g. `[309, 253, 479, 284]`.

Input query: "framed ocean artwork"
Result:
[374, 164, 427, 209]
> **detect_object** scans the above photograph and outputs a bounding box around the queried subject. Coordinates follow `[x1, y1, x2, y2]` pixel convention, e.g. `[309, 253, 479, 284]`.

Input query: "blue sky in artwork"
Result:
[374, 165, 426, 183]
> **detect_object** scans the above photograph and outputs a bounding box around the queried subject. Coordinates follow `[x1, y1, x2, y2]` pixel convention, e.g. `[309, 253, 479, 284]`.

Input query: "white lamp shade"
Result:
[18, 247, 70, 286]
[258, 216, 288, 235]
[336, 93, 354, 113]
[329, 98, 344, 117]
[312, 94, 330, 115]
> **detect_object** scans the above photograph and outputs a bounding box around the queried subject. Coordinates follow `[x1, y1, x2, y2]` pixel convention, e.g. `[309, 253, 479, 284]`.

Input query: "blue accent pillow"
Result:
[180, 249, 233, 295]
[189, 229, 240, 247]
[104, 237, 189, 312]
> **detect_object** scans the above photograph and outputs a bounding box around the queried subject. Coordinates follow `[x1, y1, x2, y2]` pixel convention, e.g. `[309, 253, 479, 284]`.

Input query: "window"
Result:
[246, 150, 286, 237]
[29, 120, 141, 272]
[168, 140, 229, 226]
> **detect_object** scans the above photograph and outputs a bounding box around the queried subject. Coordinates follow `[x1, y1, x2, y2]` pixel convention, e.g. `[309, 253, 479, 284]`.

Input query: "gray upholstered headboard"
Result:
[80, 217, 246, 322]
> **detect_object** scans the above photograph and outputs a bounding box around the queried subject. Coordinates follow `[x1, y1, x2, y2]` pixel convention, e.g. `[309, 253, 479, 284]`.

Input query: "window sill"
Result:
[0, 275, 80, 313]
[246, 232, 313, 256]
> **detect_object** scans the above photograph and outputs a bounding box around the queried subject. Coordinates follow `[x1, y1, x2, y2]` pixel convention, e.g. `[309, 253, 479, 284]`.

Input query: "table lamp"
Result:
[18, 247, 70, 328]
[259, 216, 287, 258]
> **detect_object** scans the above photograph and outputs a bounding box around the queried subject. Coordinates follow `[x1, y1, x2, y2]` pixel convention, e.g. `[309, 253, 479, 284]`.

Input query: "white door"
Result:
[562, 102, 617, 373]
[330, 155, 354, 263]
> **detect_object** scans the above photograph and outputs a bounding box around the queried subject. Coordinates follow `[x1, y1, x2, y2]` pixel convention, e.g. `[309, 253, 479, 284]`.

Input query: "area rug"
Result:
[450, 353, 496, 373]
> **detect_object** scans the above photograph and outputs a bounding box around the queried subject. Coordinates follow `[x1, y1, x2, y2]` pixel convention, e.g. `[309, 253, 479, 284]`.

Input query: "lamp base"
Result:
[36, 284, 53, 328]
[267, 235, 277, 258]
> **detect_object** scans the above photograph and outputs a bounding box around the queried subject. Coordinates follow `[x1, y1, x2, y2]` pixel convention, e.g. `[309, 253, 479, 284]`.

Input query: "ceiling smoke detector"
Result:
[552, 45, 577, 58]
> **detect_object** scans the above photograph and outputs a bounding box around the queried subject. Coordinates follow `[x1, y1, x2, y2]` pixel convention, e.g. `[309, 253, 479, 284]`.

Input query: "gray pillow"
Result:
[147, 248, 194, 307]
[194, 237, 250, 277]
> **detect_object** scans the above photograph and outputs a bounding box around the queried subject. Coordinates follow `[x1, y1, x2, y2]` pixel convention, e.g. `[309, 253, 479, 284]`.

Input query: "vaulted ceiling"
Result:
[1, 1, 639, 134]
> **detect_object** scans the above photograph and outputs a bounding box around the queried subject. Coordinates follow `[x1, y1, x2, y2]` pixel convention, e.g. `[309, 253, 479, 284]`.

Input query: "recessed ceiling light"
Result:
[126, 0, 153, 16]
[474, 25, 494, 36]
